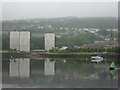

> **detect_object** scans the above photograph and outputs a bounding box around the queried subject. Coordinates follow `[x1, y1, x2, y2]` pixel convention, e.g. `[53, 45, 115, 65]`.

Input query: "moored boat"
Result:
[91, 55, 103, 63]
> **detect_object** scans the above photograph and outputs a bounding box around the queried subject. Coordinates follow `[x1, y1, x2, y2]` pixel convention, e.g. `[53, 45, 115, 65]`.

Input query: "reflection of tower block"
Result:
[44, 58, 55, 75]
[9, 58, 30, 78]
[19, 58, 30, 77]
[9, 59, 19, 77]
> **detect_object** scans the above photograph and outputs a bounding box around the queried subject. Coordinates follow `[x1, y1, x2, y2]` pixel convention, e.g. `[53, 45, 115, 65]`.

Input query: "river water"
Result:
[2, 58, 118, 88]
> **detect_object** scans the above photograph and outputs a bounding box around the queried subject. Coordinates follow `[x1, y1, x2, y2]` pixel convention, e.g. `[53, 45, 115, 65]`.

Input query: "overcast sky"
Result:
[2, 2, 118, 20]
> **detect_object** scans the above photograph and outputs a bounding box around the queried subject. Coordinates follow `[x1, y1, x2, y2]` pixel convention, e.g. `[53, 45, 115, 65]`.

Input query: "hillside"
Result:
[2, 17, 117, 32]
[2, 17, 118, 50]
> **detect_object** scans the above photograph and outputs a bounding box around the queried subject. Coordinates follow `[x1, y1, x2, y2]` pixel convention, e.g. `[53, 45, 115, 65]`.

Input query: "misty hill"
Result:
[2, 17, 118, 50]
[2, 17, 117, 33]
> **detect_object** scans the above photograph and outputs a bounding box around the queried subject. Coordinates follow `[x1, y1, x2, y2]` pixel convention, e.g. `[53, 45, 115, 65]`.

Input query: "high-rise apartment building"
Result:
[45, 33, 55, 50]
[20, 32, 30, 52]
[10, 31, 20, 50]
[10, 31, 30, 52]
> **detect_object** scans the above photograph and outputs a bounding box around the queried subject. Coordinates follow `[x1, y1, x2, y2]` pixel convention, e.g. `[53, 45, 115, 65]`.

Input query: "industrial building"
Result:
[10, 31, 30, 52]
[45, 33, 55, 50]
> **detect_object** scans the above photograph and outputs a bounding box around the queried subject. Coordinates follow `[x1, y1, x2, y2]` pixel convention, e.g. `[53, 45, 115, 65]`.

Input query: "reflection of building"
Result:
[9, 59, 19, 77]
[10, 31, 30, 52]
[9, 58, 30, 78]
[44, 58, 55, 75]
[45, 33, 55, 50]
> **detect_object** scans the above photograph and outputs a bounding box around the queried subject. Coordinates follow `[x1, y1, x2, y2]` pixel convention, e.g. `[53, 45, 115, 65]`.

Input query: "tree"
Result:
[2, 33, 10, 50]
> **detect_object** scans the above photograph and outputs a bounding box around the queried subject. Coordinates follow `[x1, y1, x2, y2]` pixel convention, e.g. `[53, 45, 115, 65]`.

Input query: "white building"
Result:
[10, 31, 30, 52]
[60, 46, 68, 50]
[45, 33, 55, 50]
[10, 31, 20, 50]
[20, 32, 30, 52]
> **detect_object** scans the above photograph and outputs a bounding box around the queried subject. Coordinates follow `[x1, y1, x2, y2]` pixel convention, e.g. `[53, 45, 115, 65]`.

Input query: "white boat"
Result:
[91, 55, 103, 63]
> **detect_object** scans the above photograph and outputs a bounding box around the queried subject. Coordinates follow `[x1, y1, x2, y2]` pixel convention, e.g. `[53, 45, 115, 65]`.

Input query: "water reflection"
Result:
[44, 58, 55, 75]
[2, 58, 118, 88]
[9, 58, 30, 78]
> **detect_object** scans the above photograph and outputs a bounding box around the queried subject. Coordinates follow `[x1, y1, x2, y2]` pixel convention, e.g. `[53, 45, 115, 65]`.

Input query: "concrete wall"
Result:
[45, 33, 55, 50]
[10, 31, 30, 52]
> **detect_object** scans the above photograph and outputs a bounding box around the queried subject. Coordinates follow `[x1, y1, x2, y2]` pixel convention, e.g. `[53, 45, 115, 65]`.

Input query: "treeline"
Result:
[50, 47, 120, 53]
[56, 33, 102, 47]
[2, 33, 10, 50]
[66, 47, 120, 53]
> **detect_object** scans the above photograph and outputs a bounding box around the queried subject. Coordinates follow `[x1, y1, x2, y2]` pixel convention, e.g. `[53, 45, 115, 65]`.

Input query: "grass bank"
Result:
[47, 52, 107, 55]
[0, 51, 9, 53]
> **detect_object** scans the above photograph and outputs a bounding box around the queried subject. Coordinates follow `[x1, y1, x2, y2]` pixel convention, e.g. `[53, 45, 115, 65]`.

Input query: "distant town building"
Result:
[45, 33, 55, 50]
[60, 46, 68, 50]
[10, 31, 30, 52]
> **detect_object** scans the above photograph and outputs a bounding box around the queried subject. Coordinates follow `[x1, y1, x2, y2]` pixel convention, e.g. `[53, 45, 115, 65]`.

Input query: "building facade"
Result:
[10, 31, 30, 52]
[10, 31, 20, 50]
[20, 32, 30, 52]
[45, 33, 55, 50]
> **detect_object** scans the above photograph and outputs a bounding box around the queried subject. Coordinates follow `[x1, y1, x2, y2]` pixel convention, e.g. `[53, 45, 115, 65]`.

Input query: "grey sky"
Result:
[2, 2, 118, 20]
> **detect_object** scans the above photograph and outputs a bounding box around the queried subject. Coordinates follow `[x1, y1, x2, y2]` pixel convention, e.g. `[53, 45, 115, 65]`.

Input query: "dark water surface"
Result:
[2, 58, 118, 88]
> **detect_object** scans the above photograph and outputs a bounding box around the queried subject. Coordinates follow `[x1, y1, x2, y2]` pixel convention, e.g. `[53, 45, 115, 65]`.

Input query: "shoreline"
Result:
[1, 52, 119, 59]
[38, 53, 119, 59]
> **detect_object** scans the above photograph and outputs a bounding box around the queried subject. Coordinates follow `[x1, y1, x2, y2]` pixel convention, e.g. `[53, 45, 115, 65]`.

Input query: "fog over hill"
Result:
[2, 17, 118, 32]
